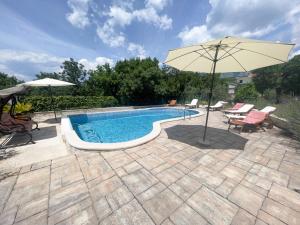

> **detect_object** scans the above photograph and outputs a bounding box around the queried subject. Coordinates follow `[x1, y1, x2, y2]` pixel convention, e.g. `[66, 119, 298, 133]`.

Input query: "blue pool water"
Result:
[69, 108, 199, 143]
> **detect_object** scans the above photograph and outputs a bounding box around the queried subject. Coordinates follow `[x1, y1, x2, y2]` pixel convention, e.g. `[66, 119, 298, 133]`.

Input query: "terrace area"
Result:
[0, 111, 300, 225]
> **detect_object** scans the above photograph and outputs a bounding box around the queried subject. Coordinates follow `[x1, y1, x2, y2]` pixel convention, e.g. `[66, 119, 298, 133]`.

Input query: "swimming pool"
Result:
[62, 107, 202, 150]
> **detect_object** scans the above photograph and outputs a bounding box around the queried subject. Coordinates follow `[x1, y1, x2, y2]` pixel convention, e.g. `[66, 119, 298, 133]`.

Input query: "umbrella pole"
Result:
[202, 44, 220, 142]
[49, 86, 57, 121]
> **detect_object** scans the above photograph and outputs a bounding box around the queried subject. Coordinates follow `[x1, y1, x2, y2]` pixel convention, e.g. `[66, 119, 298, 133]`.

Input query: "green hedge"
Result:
[22, 96, 119, 112]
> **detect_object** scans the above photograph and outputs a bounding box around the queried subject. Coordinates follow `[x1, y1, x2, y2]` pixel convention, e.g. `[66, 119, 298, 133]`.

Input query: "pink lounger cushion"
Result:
[242, 111, 267, 125]
[232, 103, 244, 110]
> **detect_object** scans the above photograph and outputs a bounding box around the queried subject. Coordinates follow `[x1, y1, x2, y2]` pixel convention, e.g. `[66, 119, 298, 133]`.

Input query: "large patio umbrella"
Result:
[20, 78, 75, 120]
[165, 36, 294, 144]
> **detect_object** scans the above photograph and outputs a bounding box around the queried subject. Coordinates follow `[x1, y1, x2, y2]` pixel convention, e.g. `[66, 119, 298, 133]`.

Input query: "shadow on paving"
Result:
[43, 117, 61, 124]
[5, 125, 57, 147]
[165, 125, 248, 150]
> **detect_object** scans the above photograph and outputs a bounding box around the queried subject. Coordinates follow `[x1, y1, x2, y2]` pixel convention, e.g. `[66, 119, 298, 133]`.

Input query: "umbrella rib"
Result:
[217, 42, 241, 60]
[231, 47, 287, 63]
[199, 45, 214, 61]
[219, 47, 248, 72]
[218, 49, 243, 61]
[194, 51, 214, 61]
[182, 52, 211, 71]
[164, 46, 213, 64]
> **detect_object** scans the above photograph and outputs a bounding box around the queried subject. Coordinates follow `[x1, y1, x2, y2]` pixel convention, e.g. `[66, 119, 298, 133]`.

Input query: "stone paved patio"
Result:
[1, 111, 300, 225]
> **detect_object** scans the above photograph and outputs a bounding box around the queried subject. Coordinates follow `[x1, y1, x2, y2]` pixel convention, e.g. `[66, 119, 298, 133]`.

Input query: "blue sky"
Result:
[0, 0, 300, 80]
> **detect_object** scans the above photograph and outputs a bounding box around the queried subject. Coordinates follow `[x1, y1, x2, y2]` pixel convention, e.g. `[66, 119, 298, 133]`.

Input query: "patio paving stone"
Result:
[15, 210, 47, 225]
[93, 197, 112, 222]
[143, 189, 183, 224]
[268, 183, 300, 212]
[156, 166, 185, 186]
[137, 182, 166, 203]
[231, 208, 256, 225]
[122, 169, 158, 195]
[169, 175, 202, 200]
[106, 185, 134, 210]
[15, 195, 48, 222]
[137, 154, 165, 170]
[257, 166, 289, 186]
[88, 176, 123, 201]
[187, 186, 238, 225]
[261, 198, 300, 225]
[228, 184, 264, 216]
[100, 199, 154, 225]
[49, 181, 89, 216]
[170, 203, 208, 225]
[0, 175, 17, 213]
[55, 206, 98, 225]
[48, 198, 93, 225]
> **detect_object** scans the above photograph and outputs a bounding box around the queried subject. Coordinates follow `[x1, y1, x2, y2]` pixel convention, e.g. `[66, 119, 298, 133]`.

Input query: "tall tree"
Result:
[282, 55, 300, 96]
[60, 58, 87, 95]
[0, 72, 22, 89]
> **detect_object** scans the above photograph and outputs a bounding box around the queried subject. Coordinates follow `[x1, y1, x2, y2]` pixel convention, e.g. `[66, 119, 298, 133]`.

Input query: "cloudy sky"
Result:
[0, 0, 300, 80]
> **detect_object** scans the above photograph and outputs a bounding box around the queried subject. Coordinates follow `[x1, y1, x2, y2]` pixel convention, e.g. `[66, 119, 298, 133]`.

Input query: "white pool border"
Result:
[61, 107, 204, 151]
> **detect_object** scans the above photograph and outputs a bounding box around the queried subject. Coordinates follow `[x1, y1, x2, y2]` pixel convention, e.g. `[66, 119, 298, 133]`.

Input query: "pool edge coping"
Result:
[61, 107, 204, 151]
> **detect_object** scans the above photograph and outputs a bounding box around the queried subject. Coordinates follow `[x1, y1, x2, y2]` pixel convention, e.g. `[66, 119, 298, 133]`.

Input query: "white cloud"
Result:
[146, 0, 171, 11]
[134, 7, 172, 30]
[97, 2, 173, 47]
[107, 6, 134, 27]
[178, 25, 212, 46]
[291, 49, 300, 58]
[0, 49, 66, 64]
[96, 24, 126, 47]
[178, 0, 300, 46]
[79, 57, 114, 70]
[287, 4, 300, 47]
[66, 0, 91, 29]
[127, 43, 146, 58]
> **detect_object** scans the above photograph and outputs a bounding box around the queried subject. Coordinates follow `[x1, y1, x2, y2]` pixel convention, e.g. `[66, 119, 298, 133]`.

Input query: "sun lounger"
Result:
[208, 101, 226, 111]
[224, 104, 254, 115]
[260, 106, 276, 114]
[2, 112, 38, 130]
[0, 121, 34, 149]
[228, 111, 267, 133]
[223, 103, 244, 112]
[168, 99, 177, 106]
[226, 106, 276, 120]
[0, 113, 36, 148]
[185, 99, 198, 108]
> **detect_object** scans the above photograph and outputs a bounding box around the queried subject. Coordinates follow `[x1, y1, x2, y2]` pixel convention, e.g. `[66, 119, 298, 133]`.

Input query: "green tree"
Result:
[282, 55, 300, 96]
[86, 64, 120, 96]
[0, 72, 22, 89]
[234, 83, 259, 102]
[60, 58, 87, 95]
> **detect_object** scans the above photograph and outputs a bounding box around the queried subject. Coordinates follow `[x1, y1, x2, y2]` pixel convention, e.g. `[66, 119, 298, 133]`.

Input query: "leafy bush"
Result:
[21, 96, 118, 112]
[234, 83, 259, 102]
[274, 99, 300, 140]
[3, 102, 33, 114]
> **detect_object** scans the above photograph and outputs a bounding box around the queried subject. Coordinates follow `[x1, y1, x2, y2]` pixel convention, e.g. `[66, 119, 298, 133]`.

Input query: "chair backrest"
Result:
[191, 99, 198, 105]
[214, 101, 224, 107]
[232, 103, 244, 110]
[260, 106, 276, 114]
[236, 104, 254, 113]
[243, 111, 267, 125]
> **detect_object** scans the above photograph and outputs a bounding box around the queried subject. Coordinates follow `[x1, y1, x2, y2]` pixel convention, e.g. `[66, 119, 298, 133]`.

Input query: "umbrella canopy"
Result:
[19, 78, 75, 120]
[165, 36, 294, 144]
[165, 36, 294, 73]
[20, 78, 74, 87]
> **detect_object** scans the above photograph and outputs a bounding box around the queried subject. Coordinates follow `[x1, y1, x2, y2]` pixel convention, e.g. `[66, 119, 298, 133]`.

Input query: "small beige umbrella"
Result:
[165, 36, 294, 144]
[20, 78, 75, 120]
